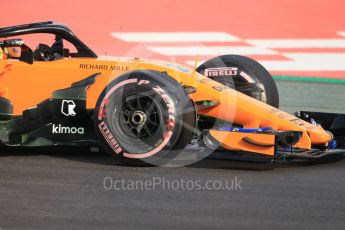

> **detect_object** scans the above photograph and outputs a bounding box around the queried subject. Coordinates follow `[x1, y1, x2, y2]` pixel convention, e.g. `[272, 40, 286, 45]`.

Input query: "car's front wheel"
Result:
[197, 55, 279, 107]
[94, 70, 196, 166]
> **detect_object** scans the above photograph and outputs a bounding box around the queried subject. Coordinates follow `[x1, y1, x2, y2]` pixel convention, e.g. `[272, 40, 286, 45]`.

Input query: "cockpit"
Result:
[32, 36, 70, 61]
[0, 21, 97, 63]
[0, 36, 73, 64]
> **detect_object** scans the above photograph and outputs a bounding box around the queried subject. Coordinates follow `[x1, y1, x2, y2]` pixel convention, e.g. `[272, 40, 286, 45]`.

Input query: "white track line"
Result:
[338, 31, 345, 38]
[111, 32, 240, 42]
[246, 39, 345, 48]
[148, 46, 277, 56]
[258, 53, 345, 71]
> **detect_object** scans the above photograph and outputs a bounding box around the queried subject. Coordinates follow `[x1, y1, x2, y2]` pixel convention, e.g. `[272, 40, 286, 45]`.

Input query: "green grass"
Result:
[273, 76, 345, 84]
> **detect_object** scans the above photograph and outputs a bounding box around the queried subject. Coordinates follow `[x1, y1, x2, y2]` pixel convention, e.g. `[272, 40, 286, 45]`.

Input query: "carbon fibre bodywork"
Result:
[0, 73, 99, 147]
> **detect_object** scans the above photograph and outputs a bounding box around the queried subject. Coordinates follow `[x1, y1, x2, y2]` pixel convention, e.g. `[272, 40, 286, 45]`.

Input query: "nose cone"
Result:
[307, 127, 333, 144]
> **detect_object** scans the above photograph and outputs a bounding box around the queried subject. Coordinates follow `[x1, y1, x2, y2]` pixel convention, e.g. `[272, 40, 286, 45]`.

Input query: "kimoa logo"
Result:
[52, 124, 85, 134]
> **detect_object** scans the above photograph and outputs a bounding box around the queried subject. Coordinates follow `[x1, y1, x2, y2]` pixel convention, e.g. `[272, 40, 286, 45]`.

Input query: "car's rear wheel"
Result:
[94, 70, 196, 166]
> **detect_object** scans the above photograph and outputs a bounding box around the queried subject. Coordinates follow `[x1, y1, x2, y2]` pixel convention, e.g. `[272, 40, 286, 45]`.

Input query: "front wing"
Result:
[202, 111, 345, 164]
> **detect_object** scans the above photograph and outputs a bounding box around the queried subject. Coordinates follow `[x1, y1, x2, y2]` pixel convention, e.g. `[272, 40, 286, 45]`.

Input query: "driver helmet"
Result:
[0, 38, 7, 59]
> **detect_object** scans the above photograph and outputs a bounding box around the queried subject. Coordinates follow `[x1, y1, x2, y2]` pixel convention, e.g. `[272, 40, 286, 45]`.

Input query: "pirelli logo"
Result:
[204, 67, 238, 77]
[98, 121, 123, 154]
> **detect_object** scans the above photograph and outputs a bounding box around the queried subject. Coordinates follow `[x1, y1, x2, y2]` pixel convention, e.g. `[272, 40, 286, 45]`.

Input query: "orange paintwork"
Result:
[209, 130, 275, 156]
[0, 56, 332, 150]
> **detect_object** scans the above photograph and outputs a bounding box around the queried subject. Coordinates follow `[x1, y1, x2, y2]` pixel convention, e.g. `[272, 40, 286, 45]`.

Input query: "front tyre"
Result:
[94, 70, 196, 166]
[197, 55, 279, 108]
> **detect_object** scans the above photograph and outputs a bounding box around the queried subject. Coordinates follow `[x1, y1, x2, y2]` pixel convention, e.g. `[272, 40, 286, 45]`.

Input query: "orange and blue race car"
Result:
[0, 21, 344, 166]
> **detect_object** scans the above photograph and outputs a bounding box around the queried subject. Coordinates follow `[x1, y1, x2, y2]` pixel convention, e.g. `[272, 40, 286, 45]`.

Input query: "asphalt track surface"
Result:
[0, 81, 344, 230]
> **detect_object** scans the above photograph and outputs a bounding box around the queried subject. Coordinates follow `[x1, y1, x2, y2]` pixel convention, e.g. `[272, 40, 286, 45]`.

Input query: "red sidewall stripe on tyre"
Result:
[97, 78, 175, 159]
[98, 78, 138, 121]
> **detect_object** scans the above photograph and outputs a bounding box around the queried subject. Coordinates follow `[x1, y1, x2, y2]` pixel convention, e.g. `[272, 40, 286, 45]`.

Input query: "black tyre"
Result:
[196, 55, 279, 107]
[94, 70, 196, 166]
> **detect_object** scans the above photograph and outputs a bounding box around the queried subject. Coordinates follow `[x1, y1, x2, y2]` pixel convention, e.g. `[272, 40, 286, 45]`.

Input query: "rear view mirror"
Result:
[0, 39, 33, 64]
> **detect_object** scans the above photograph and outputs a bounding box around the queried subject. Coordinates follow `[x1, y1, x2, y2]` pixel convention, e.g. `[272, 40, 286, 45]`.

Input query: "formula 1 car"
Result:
[0, 21, 344, 166]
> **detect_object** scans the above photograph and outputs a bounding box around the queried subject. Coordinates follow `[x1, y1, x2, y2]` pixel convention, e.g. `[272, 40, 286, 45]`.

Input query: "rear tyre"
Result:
[197, 55, 279, 107]
[94, 70, 196, 166]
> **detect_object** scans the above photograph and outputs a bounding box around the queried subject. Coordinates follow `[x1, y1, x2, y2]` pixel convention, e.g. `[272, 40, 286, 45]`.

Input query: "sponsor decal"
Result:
[204, 67, 238, 77]
[289, 118, 306, 126]
[79, 64, 129, 71]
[212, 84, 229, 92]
[52, 124, 85, 134]
[61, 100, 76, 116]
[152, 85, 175, 129]
[166, 63, 190, 73]
[196, 76, 211, 84]
[98, 121, 123, 154]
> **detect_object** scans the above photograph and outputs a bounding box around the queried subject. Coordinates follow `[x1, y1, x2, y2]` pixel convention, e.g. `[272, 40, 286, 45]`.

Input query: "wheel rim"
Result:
[118, 95, 160, 139]
[234, 73, 267, 104]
